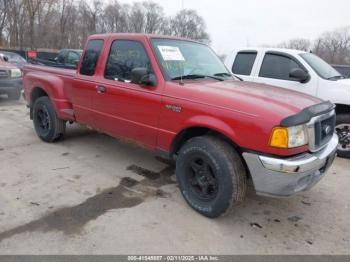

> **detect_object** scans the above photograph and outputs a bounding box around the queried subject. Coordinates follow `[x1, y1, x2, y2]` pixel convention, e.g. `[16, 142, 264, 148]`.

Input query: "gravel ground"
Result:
[0, 97, 349, 255]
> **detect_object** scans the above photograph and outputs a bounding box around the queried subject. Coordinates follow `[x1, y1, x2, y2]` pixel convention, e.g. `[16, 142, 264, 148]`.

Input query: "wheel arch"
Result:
[170, 126, 241, 157]
[335, 104, 350, 115]
[30, 87, 50, 119]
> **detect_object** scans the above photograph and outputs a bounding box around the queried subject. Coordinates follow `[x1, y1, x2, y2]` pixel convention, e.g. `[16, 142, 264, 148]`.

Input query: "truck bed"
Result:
[23, 64, 77, 121]
[23, 64, 76, 77]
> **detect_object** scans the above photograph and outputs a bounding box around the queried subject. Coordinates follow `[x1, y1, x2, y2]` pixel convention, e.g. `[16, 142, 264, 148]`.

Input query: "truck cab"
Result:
[225, 48, 350, 158]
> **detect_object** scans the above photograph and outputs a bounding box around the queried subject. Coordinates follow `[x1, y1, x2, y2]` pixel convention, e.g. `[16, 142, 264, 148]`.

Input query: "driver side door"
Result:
[92, 39, 162, 150]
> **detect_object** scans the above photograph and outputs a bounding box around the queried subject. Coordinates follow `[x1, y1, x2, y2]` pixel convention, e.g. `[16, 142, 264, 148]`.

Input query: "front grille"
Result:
[0, 70, 9, 78]
[307, 110, 336, 152]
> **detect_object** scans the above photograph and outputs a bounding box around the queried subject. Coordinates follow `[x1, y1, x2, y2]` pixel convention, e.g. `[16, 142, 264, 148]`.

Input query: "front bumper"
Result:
[0, 78, 23, 93]
[242, 134, 338, 197]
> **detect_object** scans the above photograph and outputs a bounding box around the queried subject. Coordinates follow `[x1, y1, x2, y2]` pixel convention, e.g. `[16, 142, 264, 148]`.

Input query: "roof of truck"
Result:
[234, 47, 309, 55]
[87, 33, 202, 43]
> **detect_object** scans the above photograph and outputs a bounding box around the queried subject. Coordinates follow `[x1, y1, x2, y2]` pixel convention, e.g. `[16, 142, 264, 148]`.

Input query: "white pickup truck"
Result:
[225, 48, 350, 158]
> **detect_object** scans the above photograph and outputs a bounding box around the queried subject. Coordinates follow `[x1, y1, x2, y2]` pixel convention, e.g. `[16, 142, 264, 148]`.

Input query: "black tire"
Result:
[7, 88, 21, 101]
[336, 114, 350, 159]
[33, 96, 66, 142]
[176, 136, 247, 218]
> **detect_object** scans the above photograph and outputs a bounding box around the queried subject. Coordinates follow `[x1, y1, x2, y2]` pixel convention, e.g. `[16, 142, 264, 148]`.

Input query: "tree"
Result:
[57, 0, 75, 49]
[6, 0, 27, 48]
[78, 0, 103, 47]
[102, 0, 129, 33]
[0, 0, 211, 50]
[129, 2, 145, 33]
[0, 0, 9, 46]
[278, 38, 311, 51]
[142, 1, 165, 34]
[23, 0, 45, 49]
[170, 9, 210, 43]
[313, 27, 350, 64]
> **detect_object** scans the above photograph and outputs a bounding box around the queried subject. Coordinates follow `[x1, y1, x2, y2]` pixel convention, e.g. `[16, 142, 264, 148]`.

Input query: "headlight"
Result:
[269, 125, 308, 148]
[10, 68, 22, 78]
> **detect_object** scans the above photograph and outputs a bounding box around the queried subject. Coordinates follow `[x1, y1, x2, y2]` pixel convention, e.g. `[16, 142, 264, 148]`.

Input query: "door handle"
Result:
[96, 85, 106, 94]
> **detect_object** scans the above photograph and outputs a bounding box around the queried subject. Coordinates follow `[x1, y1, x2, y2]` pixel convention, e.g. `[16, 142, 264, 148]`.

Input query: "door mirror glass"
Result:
[289, 68, 310, 83]
[131, 67, 156, 86]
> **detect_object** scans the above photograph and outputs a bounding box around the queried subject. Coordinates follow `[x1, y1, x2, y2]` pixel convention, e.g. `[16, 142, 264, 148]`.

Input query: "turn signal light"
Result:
[269, 127, 288, 148]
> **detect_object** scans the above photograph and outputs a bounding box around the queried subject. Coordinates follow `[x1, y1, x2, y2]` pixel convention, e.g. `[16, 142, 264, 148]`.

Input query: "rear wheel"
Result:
[33, 96, 66, 142]
[336, 114, 350, 159]
[176, 136, 247, 218]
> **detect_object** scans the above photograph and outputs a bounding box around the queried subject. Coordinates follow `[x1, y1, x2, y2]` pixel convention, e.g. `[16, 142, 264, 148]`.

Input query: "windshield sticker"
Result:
[158, 46, 185, 61]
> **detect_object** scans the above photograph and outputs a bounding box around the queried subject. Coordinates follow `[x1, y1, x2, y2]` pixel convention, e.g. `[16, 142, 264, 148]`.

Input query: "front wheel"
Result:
[336, 114, 350, 159]
[33, 96, 66, 142]
[176, 136, 247, 218]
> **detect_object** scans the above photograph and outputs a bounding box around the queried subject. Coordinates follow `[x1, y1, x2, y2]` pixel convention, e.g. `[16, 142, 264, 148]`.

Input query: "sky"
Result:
[116, 0, 350, 54]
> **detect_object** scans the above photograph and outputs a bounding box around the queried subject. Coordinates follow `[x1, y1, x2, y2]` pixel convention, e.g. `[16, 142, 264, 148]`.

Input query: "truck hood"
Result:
[337, 78, 350, 85]
[169, 79, 322, 124]
[0, 60, 17, 69]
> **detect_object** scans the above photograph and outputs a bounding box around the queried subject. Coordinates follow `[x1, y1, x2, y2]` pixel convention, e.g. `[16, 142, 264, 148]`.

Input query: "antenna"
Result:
[180, 62, 185, 86]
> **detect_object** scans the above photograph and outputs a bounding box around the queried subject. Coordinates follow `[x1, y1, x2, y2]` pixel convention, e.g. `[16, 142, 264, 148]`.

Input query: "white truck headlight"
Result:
[10, 68, 22, 78]
[288, 125, 308, 148]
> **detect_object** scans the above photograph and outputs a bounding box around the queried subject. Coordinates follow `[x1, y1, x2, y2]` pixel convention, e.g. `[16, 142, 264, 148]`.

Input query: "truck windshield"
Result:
[1, 52, 26, 63]
[151, 38, 232, 81]
[300, 53, 344, 80]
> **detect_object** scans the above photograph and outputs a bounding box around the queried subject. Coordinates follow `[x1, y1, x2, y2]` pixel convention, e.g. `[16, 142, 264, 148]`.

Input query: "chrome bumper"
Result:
[242, 134, 338, 197]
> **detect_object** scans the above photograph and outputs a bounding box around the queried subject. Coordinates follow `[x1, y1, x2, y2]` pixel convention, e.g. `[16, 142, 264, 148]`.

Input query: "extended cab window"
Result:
[105, 40, 152, 81]
[259, 53, 302, 81]
[232, 52, 257, 75]
[80, 40, 104, 76]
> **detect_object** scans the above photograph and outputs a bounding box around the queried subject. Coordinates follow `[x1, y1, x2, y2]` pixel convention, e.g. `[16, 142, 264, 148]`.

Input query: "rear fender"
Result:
[25, 71, 74, 121]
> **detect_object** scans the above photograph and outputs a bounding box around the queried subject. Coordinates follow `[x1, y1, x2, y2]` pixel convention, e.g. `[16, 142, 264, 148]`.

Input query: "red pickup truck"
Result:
[23, 34, 338, 218]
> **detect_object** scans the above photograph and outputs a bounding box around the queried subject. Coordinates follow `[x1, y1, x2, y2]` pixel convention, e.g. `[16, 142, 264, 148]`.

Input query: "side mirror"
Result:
[289, 68, 310, 83]
[3, 56, 9, 62]
[131, 67, 156, 86]
[73, 60, 80, 67]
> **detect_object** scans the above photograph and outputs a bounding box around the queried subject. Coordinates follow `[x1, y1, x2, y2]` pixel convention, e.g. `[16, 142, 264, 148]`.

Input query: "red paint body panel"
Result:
[23, 34, 322, 157]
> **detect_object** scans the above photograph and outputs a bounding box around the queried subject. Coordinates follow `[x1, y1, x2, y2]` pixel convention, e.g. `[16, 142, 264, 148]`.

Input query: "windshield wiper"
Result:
[327, 75, 344, 80]
[214, 72, 232, 77]
[171, 74, 224, 81]
[214, 72, 243, 81]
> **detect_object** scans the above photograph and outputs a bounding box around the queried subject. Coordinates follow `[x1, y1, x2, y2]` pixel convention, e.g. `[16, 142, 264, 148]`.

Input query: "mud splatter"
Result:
[301, 200, 312, 206]
[127, 165, 160, 180]
[263, 210, 271, 215]
[0, 161, 176, 242]
[288, 216, 302, 222]
[0, 177, 142, 242]
[127, 158, 176, 187]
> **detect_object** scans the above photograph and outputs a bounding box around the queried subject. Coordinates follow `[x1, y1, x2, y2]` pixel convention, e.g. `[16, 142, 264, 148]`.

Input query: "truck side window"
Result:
[259, 53, 302, 81]
[105, 40, 152, 81]
[232, 52, 257, 75]
[80, 40, 104, 76]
